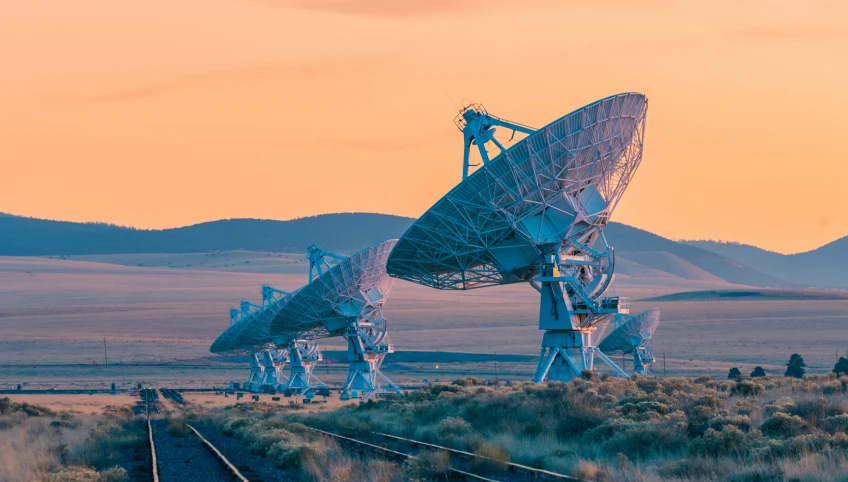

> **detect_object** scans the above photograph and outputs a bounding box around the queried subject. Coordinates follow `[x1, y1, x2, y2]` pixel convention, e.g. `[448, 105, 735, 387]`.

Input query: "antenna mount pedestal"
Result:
[533, 257, 629, 382]
[282, 339, 328, 397]
[341, 316, 399, 401]
[245, 348, 289, 393]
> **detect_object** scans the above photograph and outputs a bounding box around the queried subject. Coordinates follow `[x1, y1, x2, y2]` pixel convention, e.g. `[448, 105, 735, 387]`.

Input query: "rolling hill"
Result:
[0, 213, 414, 256]
[0, 212, 822, 288]
[641, 289, 848, 302]
[603, 223, 792, 288]
[687, 238, 848, 289]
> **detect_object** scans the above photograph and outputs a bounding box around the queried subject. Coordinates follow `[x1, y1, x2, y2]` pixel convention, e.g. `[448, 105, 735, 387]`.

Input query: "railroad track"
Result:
[373, 432, 581, 481]
[138, 389, 266, 481]
[159, 388, 186, 405]
[137, 389, 572, 481]
[300, 424, 582, 481]
[302, 425, 505, 481]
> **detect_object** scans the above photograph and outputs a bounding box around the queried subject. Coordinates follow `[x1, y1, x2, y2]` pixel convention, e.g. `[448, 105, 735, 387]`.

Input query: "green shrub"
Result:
[618, 401, 670, 417]
[764, 397, 796, 416]
[166, 419, 190, 437]
[220, 417, 249, 436]
[436, 416, 472, 436]
[691, 426, 759, 457]
[405, 450, 450, 479]
[430, 384, 462, 396]
[730, 380, 764, 396]
[792, 397, 845, 424]
[452, 377, 482, 387]
[822, 414, 848, 434]
[760, 412, 808, 438]
[267, 439, 324, 469]
[470, 443, 509, 475]
[41, 466, 127, 482]
[725, 464, 784, 482]
[708, 414, 755, 433]
[586, 411, 689, 458]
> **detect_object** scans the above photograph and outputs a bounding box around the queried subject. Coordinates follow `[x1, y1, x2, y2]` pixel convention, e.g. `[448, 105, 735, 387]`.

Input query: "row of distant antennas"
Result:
[456, 102, 536, 180]
[229, 292, 280, 327]
[229, 244, 348, 327]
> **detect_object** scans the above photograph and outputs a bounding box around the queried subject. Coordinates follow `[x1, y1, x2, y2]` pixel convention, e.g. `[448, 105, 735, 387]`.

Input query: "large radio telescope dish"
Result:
[387, 93, 647, 291]
[268, 240, 397, 343]
[387, 93, 655, 383]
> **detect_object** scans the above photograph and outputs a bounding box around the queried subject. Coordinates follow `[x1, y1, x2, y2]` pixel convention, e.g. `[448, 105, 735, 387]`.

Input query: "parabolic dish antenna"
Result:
[598, 308, 661, 375]
[269, 239, 400, 400]
[210, 287, 298, 354]
[387, 93, 659, 382]
[211, 284, 327, 394]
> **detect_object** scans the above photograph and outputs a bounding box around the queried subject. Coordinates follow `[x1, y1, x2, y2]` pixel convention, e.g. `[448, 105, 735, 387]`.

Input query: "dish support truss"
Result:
[341, 306, 399, 401]
[532, 228, 631, 383]
[244, 348, 288, 392]
[281, 339, 328, 396]
[457, 102, 536, 180]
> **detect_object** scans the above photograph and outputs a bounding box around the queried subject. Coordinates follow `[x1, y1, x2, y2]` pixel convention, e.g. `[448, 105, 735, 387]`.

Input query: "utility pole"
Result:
[494, 351, 499, 384]
[103, 337, 108, 367]
[663, 352, 667, 377]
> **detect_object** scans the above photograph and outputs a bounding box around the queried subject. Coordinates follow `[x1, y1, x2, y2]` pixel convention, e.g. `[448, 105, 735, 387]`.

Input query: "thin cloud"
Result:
[726, 25, 845, 42]
[248, 0, 566, 18]
[86, 60, 380, 103]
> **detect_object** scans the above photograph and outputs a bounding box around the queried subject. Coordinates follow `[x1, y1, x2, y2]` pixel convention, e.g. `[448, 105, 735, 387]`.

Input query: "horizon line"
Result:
[1, 210, 843, 256]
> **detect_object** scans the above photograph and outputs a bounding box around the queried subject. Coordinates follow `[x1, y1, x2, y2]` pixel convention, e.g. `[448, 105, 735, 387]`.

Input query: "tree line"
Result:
[727, 352, 848, 380]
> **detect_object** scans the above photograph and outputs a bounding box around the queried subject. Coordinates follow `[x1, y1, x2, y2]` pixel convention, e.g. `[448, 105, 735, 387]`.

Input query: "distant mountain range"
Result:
[1, 212, 844, 289]
[0, 212, 414, 256]
[686, 238, 848, 290]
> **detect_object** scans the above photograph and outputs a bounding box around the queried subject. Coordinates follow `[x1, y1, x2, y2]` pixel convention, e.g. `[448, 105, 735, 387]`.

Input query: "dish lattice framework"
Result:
[268, 240, 398, 343]
[388, 93, 648, 291]
[598, 308, 660, 374]
[210, 285, 297, 354]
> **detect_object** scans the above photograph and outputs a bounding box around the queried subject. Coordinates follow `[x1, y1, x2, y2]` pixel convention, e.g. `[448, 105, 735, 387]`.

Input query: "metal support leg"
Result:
[593, 348, 630, 378]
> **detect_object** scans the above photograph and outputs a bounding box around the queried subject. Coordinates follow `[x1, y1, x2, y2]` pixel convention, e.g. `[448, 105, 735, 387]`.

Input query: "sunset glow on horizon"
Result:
[1, 0, 846, 254]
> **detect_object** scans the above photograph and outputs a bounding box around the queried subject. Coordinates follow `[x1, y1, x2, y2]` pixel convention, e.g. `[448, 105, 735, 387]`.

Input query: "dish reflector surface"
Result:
[387, 93, 647, 289]
[210, 289, 300, 353]
[268, 240, 397, 340]
[598, 308, 661, 354]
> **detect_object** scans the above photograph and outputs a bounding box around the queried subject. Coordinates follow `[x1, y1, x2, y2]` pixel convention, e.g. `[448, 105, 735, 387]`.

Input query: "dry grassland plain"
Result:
[1, 254, 847, 388]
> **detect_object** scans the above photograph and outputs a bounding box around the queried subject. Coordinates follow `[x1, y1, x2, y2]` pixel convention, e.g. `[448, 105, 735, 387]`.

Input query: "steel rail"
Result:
[185, 423, 250, 482]
[303, 426, 498, 482]
[148, 419, 160, 482]
[374, 432, 581, 481]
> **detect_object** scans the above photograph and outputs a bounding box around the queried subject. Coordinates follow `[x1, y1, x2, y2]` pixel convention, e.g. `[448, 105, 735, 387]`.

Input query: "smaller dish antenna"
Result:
[268, 240, 400, 401]
[598, 309, 661, 375]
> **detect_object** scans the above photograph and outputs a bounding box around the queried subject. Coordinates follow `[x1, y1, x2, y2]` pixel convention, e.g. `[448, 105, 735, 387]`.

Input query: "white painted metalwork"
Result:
[598, 308, 661, 375]
[280, 339, 328, 396]
[269, 241, 400, 400]
[388, 93, 658, 382]
[211, 241, 399, 398]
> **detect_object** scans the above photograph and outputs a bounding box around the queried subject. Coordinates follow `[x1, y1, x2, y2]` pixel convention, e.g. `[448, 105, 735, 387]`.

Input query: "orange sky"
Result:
[1, 0, 846, 254]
